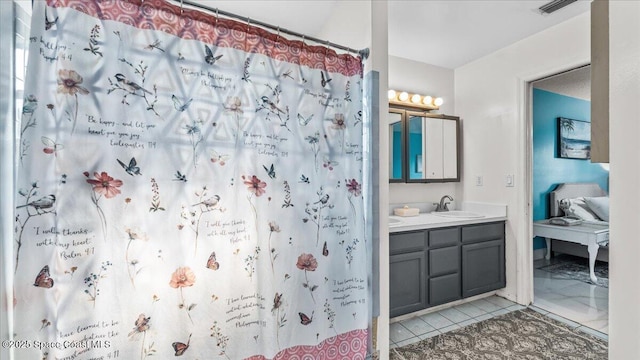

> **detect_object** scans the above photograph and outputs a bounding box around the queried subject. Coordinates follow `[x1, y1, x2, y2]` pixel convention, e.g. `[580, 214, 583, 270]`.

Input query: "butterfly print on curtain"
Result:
[15, 1, 367, 358]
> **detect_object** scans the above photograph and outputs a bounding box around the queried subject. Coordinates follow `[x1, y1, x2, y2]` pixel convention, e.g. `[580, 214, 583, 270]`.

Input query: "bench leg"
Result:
[545, 238, 551, 260]
[587, 242, 599, 284]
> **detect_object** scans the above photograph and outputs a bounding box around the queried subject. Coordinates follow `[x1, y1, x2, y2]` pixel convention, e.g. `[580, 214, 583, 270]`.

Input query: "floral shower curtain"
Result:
[13, 1, 369, 359]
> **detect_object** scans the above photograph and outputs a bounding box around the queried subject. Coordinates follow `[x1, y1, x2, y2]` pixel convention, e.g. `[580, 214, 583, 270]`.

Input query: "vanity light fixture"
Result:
[388, 89, 441, 111]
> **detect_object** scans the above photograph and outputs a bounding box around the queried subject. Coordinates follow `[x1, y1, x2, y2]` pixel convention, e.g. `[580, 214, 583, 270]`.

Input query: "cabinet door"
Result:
[442, 119, 458, 179]
[390, 252, 427, 317]
[423, 117, 443, 179]
[462, 239, 505, 298]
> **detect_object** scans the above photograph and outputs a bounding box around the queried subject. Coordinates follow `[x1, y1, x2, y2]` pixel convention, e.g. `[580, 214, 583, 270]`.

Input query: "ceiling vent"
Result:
[538, 0, 578, 14]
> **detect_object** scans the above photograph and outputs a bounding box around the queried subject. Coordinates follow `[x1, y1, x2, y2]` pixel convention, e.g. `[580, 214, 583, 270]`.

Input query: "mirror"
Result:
[389, 110, 404, 182]
[389, 106, 460, 183]
[407, 114, 424, 180]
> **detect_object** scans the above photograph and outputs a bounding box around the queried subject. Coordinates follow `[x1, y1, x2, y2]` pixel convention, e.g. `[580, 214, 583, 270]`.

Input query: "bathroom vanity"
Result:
[389, 210, 506, 318]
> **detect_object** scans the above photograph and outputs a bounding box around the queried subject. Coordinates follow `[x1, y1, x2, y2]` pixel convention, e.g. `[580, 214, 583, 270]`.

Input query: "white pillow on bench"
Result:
[584, 196, 610, 221]
[560, 197, 600, 221]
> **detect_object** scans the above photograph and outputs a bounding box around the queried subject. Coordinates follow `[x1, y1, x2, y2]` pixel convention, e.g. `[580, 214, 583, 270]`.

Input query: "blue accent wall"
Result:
[533, 89, 609, 250]
[408, 133, 422, 179]
[392, 126, 402, 178]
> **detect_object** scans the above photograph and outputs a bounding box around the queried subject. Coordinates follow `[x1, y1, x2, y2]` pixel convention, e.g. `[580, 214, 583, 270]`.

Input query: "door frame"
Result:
[515, 60, 591, 305]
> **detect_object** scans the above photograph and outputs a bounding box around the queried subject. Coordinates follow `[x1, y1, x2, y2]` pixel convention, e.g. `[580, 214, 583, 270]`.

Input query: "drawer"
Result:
[428, 227, 459, 248]
[429, 273, 461, 306]
[390, 231, 426, 254]
[461, 222, 504, 243]
[429, 246, 459, 277]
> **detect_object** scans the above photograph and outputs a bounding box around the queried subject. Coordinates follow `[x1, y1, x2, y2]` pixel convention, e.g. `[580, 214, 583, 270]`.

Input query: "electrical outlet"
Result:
[475, 176, 483, 186]
[506, 174, 514, 187]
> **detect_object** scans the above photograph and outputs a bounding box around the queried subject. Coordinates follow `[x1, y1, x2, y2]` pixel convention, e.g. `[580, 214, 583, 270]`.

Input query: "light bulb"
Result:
[422, 96, 433, 106]
[434, 97, 444, 106]
[387, 90, 397, 100]
[411, 94, 422, 104]
[399, 92, 409, 101]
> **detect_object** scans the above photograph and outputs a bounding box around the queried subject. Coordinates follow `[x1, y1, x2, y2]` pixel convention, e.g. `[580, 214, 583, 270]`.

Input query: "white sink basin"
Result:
[430, 210, 485, 219]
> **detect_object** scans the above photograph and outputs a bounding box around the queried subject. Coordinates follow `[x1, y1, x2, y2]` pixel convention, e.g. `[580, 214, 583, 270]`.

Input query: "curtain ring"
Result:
[180, 0, 183, 14]
[215, 8, 219, 24]
[276, 26, 280, 43]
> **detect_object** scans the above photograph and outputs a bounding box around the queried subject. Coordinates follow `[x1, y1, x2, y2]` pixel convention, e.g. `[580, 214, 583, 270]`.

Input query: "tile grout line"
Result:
[395, 306, 578, 354]
[396, 297, 520, 342]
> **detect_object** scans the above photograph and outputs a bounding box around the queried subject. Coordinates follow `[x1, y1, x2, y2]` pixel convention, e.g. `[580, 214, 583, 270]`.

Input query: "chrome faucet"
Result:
[434, 195, 453, 212]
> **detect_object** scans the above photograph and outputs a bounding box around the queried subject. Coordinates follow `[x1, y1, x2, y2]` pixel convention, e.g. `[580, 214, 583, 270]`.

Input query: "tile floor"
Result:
[533, 257, 609, 335]
[389, 295, 527, 348]
[390, 280, 609, 349]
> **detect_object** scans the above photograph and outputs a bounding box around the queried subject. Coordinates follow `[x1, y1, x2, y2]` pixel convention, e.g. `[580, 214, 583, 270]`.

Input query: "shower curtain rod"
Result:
[172, 0, 370, 59]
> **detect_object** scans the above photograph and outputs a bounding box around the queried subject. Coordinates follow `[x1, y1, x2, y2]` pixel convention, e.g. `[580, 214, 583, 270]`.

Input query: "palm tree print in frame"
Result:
[558, 117, 591, 159]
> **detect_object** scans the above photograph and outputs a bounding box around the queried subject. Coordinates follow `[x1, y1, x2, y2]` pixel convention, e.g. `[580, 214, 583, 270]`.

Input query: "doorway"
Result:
[528, 65, 609, 337]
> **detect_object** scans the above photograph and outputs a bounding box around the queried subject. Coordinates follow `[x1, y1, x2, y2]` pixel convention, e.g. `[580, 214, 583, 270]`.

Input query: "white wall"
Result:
[389, 56, 455, 115]
[454, 13, 591, 302]
[388, 56, 458, 205]
[317, 1, 370, 52]
[608, 1, 640, 358]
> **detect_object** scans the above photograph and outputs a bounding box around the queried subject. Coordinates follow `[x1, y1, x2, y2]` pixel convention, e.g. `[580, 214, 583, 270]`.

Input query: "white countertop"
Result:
[389, 202, 507, 233]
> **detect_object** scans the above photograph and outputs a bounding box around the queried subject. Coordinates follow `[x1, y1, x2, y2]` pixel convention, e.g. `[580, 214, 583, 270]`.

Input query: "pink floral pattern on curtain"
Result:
[47, 0, 362, 77]
[14, 1, 369, 359]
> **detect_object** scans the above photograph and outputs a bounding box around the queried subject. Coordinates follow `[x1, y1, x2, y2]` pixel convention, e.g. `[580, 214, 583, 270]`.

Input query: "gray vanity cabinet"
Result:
[390, 221, 505, 317]
[461, 223, 506, 298]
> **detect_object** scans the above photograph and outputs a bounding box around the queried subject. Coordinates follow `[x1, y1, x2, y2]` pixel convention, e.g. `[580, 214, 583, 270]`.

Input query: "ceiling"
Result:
[192, 0, 591, 69]
[388, 0, 591, 69]
[533, 65, 591, 100]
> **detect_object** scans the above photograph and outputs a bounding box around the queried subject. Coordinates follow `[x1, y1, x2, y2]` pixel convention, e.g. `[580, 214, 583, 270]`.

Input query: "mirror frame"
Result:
[389, 105, 461, 183]
[389, 108, 406, 183]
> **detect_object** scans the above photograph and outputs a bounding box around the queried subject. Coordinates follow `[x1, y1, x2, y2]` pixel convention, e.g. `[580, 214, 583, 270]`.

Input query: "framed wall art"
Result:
[558, 117, 591, 160]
